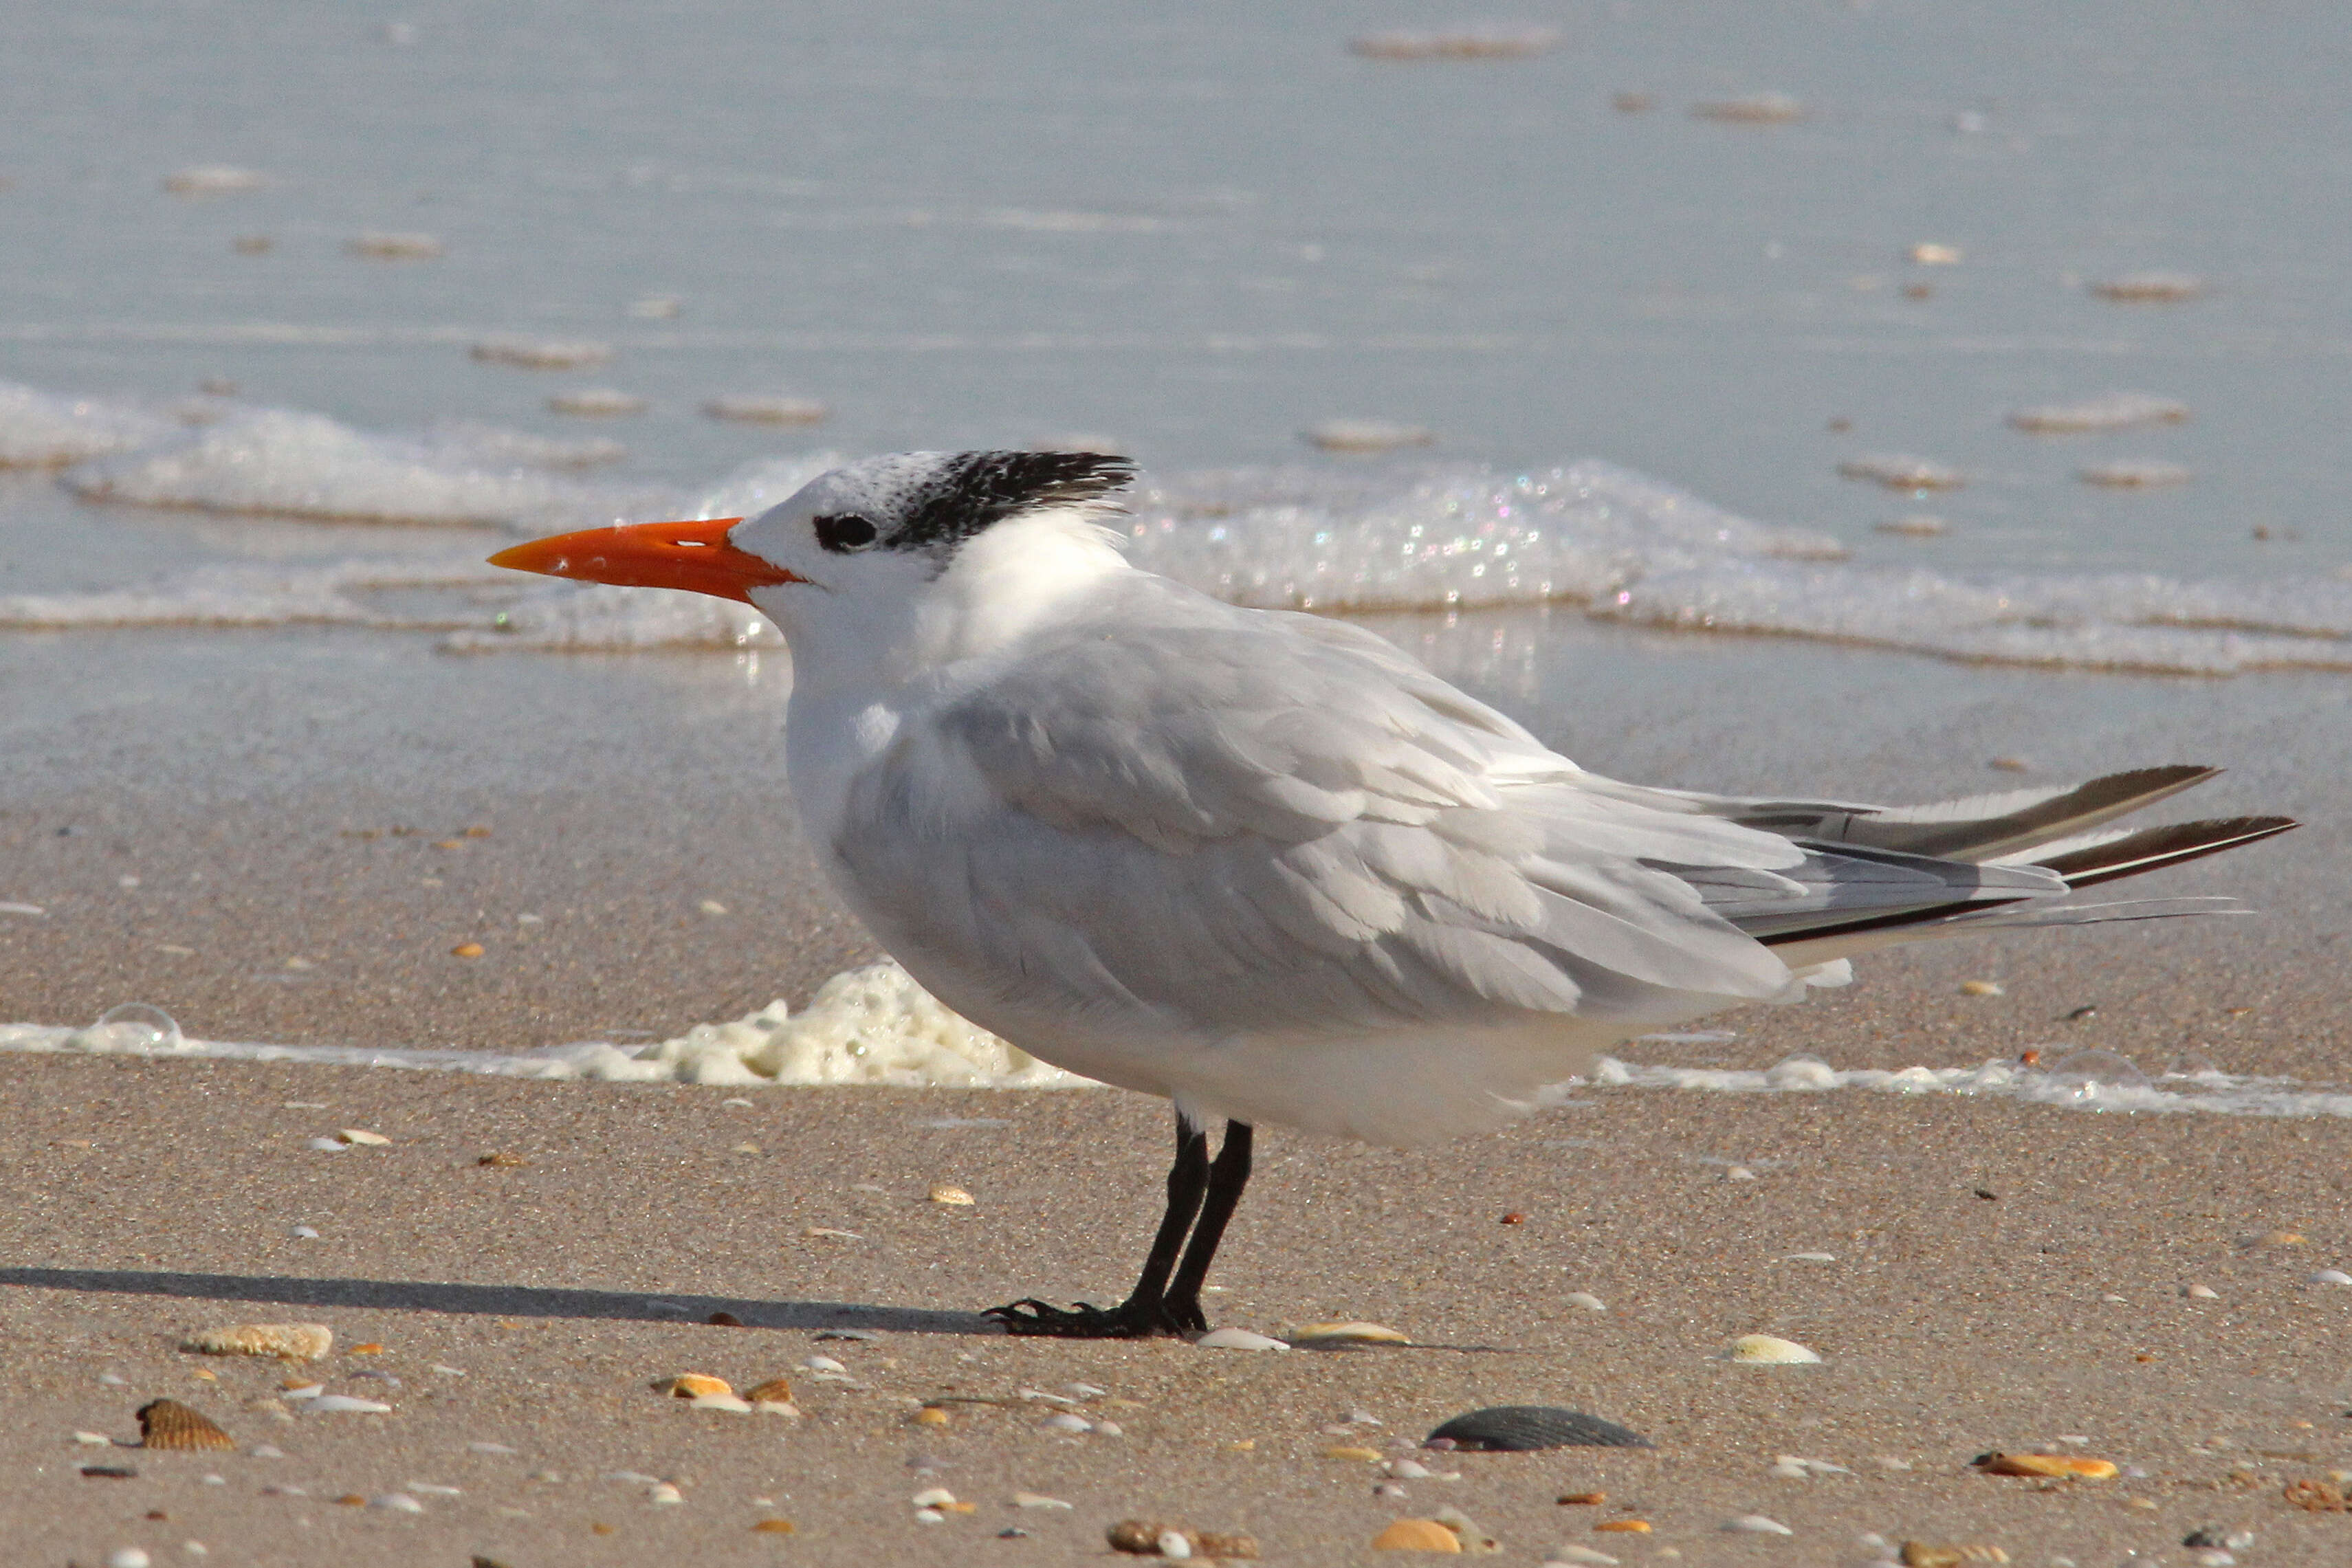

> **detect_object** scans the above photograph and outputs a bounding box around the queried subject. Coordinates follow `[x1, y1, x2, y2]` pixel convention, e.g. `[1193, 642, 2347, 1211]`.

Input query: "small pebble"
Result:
[927, 1183, 975, 1205]
[1726, 1334, 1821, 1365]
[1959, 980, 2005, 997]
[450, 942, 485, 958]
[751, 1519, 797, 1534]
[1726, 1166, 1757, 1182]
[338, 1129, 390, 1146]
[1158, 1530, 1194, 1559]
[74, 1431, 113, 1446]
[107, 1551, 153, 1568]
[1195, 1327, 1289, 1351]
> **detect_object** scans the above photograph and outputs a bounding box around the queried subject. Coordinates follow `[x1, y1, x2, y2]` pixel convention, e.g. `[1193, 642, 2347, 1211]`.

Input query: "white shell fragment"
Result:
[1195, 1327, 1290, 1351]
[1040, 1412, 1093, 1433]
[927, 1183, 976, 1205]
[1727, 1334, 1822, 1364]
[164, 165, 267, 197]
[1013, 1492, 1074, 1510]
[1157, 1530, 1194, 1560]
[337, 1129, 390, 1146]
[2183, 1283, 2220, 1300]
[181, 1323, 333, 1361]
[1561, 1292, 1607, 1312]
[369, 1492, 425, 1513]
[2311, 1270, 2352, 1285]
[1546, 1549, 1622, 1566]
[689, 1393, 754, 1413]
[305, 1395, 392, 1413]
[1724, 1514, 1794, 1534]
[470, 335, 613, 371]
[911, 1488, 957, 1508]
[1290, 1321, 1409, 1345]
[648, 1482, 684, 1505]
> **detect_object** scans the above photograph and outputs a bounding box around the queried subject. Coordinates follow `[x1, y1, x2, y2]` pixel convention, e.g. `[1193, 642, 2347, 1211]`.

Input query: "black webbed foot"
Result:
[985, 1296, 1194, 1339]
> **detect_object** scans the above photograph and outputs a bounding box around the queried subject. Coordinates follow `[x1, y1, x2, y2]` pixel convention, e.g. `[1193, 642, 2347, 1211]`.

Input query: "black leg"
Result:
[1161, 1120, 1252, 1332]
[987, 1114, 1214, 1338]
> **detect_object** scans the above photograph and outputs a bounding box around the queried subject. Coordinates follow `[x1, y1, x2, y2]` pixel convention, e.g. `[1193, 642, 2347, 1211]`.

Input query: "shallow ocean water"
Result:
[2, 1, 2345, 1076]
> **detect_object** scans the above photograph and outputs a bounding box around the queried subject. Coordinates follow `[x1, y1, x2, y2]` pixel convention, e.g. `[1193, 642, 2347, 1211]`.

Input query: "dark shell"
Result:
[1425, 1404, 1651, 1452]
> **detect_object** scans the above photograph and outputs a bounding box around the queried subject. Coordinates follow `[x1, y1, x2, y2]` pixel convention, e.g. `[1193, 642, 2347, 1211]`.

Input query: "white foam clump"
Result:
[1594, 1052, 2352, 1119]
[1123, 458, 1847, 615]
[0, 381, 174, 467]
[62, 409, 680, 529]
[0, 557, 509, 632]
[0, 964, 1094, 1089]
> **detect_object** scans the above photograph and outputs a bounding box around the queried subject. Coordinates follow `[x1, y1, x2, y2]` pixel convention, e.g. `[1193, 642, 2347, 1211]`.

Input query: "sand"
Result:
[3, 619, 2349, 1564]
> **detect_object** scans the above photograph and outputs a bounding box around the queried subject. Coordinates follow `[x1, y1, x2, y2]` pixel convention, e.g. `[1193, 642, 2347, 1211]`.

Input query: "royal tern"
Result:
[493, 450, 2294, 1338]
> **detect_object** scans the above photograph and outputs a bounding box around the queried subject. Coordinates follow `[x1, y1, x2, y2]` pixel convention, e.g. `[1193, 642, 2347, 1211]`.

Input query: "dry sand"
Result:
[3, 619, 2349, 1565]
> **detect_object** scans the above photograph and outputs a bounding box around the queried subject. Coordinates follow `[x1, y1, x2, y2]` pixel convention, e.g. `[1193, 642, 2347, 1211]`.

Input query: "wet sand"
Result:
[3, 620, 2348, 1563]
[7, 1062, 2352, 1566]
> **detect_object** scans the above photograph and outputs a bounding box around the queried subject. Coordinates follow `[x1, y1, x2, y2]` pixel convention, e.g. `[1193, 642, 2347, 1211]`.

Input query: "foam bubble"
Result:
[0, 381, 174, 468]
[61, 409, 681, 528]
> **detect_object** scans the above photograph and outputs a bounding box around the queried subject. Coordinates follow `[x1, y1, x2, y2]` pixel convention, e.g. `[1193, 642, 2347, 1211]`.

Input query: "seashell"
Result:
[1348, 27, 1561, 60]
[2080, 461, 2192, 489]
[927, 1184, 975, 1205]
[1040, 1411, 1092, 1433]
[1724, 1514, 1793, 1534]
[347, 232, 443, 260]
[1960, 979, 2004, 996]
[2311, 1270, 2352, 1285]
[137, 1400, 234, 1450]
[1324, 1446, 1385, 1461]
[1425, 1406, 1651, 1452]
[662, 1374, 732, 1399]
[2283, 1477, 2347, 1511]
[338, 1129, 391, 1146]
[911, 1487, 956, 1508]
[742, 1376, 793, 1405]
[477, 1153, 525, 1167]
[1304, 419, 1434, 454]
[1372, 1519, 1463, 1553]
[690, 1393, 752, 1412]
[1548, 1549, 1620, 1567]
[181, 1324, 333, 1362]
[2184, 1283, 2220, 1299]
[370, 1492, 425, 1512]
[2007, 393, 2189, 434]
[305, 1395, 392, 1413]
[1292, 1321, 1409, 1345]
[703, 395, 831, 426]
[1195, 1327, 1289, 1351]
[1433, 1507, 1499, 1554]
[1561, 1292, 1607, 1312]
[912, 1406, 949, 1427]
[349, 1343, 384, 1354]
[1691, 92, 1808, 124]
[1014, 1492, 1074, 1509]
[1900, 1544, 2010, 1567]
[751, 1519, 795, 1534]
[1592, 1519, 1651, 1532]
[470, 335, 612, 371]
[649, 1481, 684, 1504]
[450, 943, 485, 958]
[1839, 455, 1964, 491]
[1726, 1334, 1821, 1364]
[2090, 272, 2206, 303]
[1555, 1491, 1606, 1505]
[1158, 1531, 1194, 1560]
[547, 388, 647, 417]
[1972, 1452, 2117, 1479]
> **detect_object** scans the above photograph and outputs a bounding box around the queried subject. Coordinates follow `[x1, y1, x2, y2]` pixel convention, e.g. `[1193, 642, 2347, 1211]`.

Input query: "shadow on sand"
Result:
[0, 1267, 1000, 1336]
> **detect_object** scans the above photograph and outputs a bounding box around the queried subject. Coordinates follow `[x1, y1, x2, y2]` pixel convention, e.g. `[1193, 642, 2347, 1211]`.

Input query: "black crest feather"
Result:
[888, 451, 1136, 551]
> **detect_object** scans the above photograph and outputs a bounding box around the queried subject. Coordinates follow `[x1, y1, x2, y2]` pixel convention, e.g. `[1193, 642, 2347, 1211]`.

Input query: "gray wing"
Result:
[836, 581, 2058, 1039]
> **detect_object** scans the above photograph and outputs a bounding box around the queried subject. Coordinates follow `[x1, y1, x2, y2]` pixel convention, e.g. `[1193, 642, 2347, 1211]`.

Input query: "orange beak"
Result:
[487, 518, 804, 604]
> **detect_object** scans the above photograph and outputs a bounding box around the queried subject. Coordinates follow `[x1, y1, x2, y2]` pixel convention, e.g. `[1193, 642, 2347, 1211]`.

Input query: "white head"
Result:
[491, 450, 1139, 691]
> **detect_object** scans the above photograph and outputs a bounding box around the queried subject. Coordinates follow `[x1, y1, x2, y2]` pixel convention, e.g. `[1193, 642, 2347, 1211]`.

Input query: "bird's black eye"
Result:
[813, 514, 879, 553]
